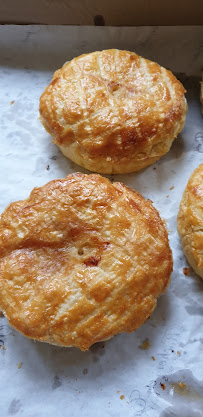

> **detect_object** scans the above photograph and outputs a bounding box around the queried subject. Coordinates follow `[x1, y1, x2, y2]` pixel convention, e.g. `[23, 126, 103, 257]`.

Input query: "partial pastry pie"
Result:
[39, 49, 187, 174]
[0, 174, 173, 350]
[177, 164, 203, 279]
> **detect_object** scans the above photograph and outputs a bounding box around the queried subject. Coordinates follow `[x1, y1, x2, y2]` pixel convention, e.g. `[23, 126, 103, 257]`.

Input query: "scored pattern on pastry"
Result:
[0, 174, 172, 350]
[40, 49, 187, 174]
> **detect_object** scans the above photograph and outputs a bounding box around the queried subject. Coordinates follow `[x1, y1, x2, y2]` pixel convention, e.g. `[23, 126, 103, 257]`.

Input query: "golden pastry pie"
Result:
[0, 173, 173, 350]
[39, 49, 187, 174]
[177, 164, 203, 279]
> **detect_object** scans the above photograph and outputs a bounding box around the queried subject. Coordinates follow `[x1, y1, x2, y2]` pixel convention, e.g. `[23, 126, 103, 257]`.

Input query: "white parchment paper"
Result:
[0, 25, 203, 417]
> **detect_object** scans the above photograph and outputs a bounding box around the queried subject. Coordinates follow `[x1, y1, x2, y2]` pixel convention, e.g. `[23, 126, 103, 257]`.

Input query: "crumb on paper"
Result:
[170, 186, 174, 190]
[18, 362, 22, 369]
[171, 381, 191, 396]
[152, 356, 155, 361]
[183, 267, 191, 276]
[117, 390, 120, 394]
[177, 351, 181, 356]
[46, 164, 50, 171]
[166, 195, 169, 198]
[178, 381, 186, 388]
[120, 395, 125, 400]
[171, 350, 174, 353]
[10, 100, 15, 105]
[83, 368, 88, 375]
[1, 345, 6, 350]
[160, 383, 166, 390]
[153, 167, 156, 170]
[139, 339, 151, 350]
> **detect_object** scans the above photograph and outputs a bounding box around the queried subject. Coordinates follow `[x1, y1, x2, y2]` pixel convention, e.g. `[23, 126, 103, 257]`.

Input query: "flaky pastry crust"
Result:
[0, 174, 173, 350]
[177, 164, 203, 279]
[39, 49, 187, 174]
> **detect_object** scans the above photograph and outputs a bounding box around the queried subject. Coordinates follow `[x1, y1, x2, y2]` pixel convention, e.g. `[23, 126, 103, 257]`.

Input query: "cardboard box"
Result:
[1, 0, 203, 25]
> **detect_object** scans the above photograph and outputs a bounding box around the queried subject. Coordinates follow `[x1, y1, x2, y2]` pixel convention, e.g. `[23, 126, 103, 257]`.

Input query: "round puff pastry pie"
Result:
[177, 164, 203, 279]
[0, 173, 173, 350]
[39, 49, 187, 174]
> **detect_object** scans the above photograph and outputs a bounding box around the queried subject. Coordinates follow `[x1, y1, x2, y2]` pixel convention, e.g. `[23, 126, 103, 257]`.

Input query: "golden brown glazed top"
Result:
[39, 49, 186, 163]
[177, 164, 203, 276]
[0, 174, 173, 350]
